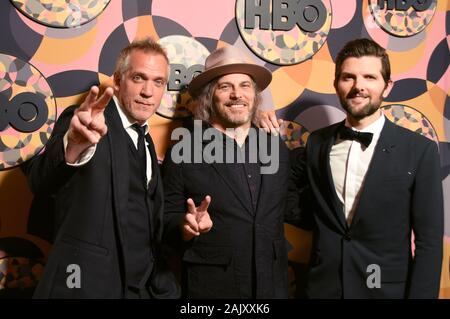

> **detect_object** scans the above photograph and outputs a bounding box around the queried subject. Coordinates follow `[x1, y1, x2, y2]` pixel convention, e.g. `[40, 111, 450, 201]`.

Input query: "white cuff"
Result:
[63, 132, 97, 167]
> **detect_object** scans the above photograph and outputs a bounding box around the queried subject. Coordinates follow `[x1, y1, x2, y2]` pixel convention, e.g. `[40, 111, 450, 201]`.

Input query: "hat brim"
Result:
[188, 63, 272, 97]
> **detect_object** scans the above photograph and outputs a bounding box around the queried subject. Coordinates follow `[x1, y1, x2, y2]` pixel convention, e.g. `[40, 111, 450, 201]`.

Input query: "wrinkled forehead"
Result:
[125, 50, 169, 75]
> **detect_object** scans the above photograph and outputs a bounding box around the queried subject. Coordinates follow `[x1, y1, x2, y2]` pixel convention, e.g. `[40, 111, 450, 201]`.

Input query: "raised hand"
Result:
[259, 109, 284, 136]
[182, 195, 213, 241]
[65, 86, 113, 163]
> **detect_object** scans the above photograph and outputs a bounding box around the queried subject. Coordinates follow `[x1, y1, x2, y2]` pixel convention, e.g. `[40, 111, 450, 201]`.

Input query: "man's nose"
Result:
[141, 82, 153, 97]
[353, 77, 365, 92]
[230, 87, 242, 99]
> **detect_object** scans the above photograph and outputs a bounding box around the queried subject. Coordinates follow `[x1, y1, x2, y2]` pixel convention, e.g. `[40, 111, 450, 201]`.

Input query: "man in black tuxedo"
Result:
[22, 38, 179, 298]
[162, 46, 301, 298]
[290, 38, 443, 298]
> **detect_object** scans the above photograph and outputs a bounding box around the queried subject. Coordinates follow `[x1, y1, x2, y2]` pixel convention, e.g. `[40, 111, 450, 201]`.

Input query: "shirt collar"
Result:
[113, 95, 149, 134]
[345, 110, 385, 139]
[207, 121, 257, 146]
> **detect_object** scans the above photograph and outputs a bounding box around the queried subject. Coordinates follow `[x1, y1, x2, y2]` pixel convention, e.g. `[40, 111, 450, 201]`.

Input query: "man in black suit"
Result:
[288, 38, 443, 298]
[22, 38, 179, 298]
[162, 46, 301, 298]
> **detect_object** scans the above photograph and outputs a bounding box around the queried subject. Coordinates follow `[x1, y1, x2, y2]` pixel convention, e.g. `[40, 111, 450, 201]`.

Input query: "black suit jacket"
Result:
[22, 100, 179, 298]
[300, 118, 443, 298]
[162, 123, 296, 298]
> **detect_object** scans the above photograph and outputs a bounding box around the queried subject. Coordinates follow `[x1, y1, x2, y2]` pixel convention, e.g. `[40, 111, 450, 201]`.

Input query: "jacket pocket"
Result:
[380, 266, 408, 283]
[59, 234, 108, 256]
[182, 245, 232, 266]
[182, 245, 237, 298]
[381, 174, 413, 185]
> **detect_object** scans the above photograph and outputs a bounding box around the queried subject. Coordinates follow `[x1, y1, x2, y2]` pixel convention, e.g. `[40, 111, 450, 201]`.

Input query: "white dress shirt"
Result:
[64, 95, 152, 183]
[329, 112, 385, 225]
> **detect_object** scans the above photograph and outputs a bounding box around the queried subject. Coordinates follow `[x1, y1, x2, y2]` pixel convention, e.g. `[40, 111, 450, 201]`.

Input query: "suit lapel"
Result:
[256, 132, 279, 216]
[199, 122, 254, 216]
[145, 133, 164, 241]
[210, 162, 254, 216]
[349, 119, 397, 229]
[105, 100, 130, 249]
[321, 122, 348, 230]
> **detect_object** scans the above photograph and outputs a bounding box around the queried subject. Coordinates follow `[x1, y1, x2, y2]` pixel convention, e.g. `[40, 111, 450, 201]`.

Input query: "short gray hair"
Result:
[115, 37, 169, 77]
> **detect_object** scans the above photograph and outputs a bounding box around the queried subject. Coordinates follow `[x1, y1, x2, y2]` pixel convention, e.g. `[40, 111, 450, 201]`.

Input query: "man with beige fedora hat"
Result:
[162, 46, 304, 298]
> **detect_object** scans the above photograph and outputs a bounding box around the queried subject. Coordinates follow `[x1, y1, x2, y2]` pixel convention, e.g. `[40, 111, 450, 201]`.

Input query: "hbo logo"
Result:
[244, 0, 327, 32]
[168, 64, 203, 91]
[377, 0, 433, 11]
[0, 92, 48, 133]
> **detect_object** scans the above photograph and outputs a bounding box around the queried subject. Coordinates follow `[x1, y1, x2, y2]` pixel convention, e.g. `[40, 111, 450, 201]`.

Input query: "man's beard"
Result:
[340, 92, 383, 121]
[212, 102, 256, 128]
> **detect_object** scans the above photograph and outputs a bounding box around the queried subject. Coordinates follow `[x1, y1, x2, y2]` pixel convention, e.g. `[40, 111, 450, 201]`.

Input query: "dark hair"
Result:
[334, 38, 391, 86]
[115, 37, 169, 77]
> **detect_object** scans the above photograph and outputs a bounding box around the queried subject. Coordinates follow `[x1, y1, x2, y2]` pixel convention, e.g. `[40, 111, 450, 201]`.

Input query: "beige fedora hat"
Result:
[188, 46, 272, 97]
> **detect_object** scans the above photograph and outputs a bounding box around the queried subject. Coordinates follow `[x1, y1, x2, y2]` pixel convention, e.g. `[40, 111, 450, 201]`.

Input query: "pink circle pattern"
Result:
[0, 54, 56, 170]
[235, 0, 333, 65]
[368, 0, 437, 37]
[11, 0, 111, 28]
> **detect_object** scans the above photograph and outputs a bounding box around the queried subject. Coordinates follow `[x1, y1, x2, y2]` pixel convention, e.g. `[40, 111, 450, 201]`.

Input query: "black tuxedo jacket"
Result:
[300, 118, 443, 298]
[162, 123, 298, 298]
[22, 100, 179, 298]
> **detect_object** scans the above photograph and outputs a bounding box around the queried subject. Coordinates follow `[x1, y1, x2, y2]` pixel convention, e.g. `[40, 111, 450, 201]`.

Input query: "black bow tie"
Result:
[338, 125, 373, 147]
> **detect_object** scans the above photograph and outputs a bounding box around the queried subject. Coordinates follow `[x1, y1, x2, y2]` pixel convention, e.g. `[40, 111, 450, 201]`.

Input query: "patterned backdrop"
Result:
[0, 0, 448, 298]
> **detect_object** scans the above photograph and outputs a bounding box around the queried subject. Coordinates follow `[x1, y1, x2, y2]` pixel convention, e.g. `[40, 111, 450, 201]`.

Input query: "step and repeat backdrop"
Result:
[0, 0, 448, 298]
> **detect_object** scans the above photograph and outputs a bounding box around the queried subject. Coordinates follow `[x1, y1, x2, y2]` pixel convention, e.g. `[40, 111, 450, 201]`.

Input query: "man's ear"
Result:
[382, 79, 394, 99]
[113, 72, 120, 91]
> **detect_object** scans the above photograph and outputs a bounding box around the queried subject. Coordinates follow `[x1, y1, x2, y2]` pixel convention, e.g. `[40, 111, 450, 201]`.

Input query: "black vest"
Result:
[122, 135, 157, 292]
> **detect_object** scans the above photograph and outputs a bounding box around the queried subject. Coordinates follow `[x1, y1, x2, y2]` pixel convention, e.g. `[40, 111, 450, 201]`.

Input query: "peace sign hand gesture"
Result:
[182, 195, 213, 241]
[65, 86, 113, 163]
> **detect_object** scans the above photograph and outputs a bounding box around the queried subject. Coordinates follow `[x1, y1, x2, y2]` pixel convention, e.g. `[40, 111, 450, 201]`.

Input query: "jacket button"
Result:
[343, 234, 351, 241]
